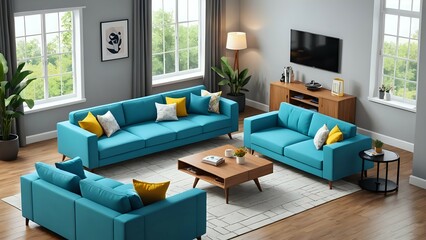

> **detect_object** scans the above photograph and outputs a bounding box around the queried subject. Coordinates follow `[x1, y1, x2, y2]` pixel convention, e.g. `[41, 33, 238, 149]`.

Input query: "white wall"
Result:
[238, 0, 416, 144]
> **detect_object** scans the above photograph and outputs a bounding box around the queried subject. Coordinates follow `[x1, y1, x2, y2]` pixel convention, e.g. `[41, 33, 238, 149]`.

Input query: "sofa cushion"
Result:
[69, 103, 126, 127]
[80, 179, 133, 213]
[98, 130, 145, 159]
[78, 112, 103, 137]
[284, 140, 324, 170]
[189, 93, 210, 115]
[160, 85, 205, 110]
[326, 125, 344, 145]
[166, 96, 188, 117]
[158, 119, 203, 139]
[55, 157, 87, 179]
[35, 162, 81, 194]
[251, 127, 311, 155]
[123, 122, 176, 147]
[114, 184, 144, 209]
[201, 90, 221, 114]
[308, 113, 356, 139]
[155, 102, 178, 122]
[95, 178, 123, 188]
[122, 94, 163, 125]
[313, 124, 329, 150]
[278, 103, 314, 135]
[186, 114, 231, 133]
[97, 111, 121, 137]
[133, 179, 170, 205]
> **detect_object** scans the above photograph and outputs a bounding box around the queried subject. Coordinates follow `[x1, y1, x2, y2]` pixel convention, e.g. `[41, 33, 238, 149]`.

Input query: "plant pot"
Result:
[375, 147, 382, 153]
[225, 93, 245, 112]
[385, 92, 391, 101]
[236, 156, 245, 165]
[0, 134, 19, 161]
[379, 91, 385, 99]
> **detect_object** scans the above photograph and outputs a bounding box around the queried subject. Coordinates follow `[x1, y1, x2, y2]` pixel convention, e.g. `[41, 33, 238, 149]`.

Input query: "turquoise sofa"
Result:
[57, 85, 238, 170]
[244, 103, 373, 188]
[21, 161, 206, 240]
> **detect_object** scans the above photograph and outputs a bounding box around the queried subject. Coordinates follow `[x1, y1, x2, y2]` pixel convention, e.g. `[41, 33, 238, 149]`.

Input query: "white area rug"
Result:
[2, 133, 361, 240]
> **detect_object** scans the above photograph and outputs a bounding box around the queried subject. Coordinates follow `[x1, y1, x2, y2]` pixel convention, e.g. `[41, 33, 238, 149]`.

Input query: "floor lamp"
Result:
[226, 32, 247, 74]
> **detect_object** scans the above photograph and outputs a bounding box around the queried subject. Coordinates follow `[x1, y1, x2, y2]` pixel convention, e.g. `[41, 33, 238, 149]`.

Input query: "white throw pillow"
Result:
[97, 111, 120, 137]
[313, 124, 329, 150]
[155, 102, 178, 122]
[201, 90, 221, 114]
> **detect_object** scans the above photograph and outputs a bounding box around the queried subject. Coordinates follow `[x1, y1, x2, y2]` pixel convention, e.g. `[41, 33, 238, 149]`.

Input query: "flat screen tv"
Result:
[290, 29, 340, 73]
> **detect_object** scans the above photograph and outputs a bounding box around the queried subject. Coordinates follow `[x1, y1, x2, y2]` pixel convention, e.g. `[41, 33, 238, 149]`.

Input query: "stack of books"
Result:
[202, 155, 224, 166]
[364, 149, 384, 156]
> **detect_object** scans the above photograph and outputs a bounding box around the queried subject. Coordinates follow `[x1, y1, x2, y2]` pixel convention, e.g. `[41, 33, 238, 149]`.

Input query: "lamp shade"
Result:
[226, 32, 247, 50]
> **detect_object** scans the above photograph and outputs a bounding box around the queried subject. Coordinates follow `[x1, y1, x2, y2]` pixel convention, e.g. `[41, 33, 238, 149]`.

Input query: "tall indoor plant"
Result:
[0, 53, 35, 160]
[211, 56, 251, 112]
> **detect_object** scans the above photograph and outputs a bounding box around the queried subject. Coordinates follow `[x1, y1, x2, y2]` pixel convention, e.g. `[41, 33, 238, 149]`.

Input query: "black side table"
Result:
[359, 149, 400, 195]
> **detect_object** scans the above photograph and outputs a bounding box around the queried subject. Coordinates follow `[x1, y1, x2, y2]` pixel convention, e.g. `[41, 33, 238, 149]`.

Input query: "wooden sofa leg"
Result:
[62, 155, 66, 161]
[25, 218, 29, 226]
[227, 133, 232, 139]
[251, 149, 254, 155]
[197, 237, 201, 240]
[364, 170, 367, 177]
[328, 181, 333, 189]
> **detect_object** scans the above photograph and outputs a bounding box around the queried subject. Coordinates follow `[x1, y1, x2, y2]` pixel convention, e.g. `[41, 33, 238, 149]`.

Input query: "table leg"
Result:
[385, 162, 389, 195]
[253, 178, 263, 192]
[193, 177, 200, 188]
[396, 158, 400, 191]
[225, 188, 229, 204]
[376, 162, 380, 191]
[360, 158, 365, 180]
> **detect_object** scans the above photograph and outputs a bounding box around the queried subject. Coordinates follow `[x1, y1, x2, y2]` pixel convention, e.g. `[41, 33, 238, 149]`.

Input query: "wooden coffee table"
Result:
[178, 144, 273, 203]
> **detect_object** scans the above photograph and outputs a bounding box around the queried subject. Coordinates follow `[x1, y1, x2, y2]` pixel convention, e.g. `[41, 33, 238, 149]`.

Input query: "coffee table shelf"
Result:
[178, 144, 273, 203]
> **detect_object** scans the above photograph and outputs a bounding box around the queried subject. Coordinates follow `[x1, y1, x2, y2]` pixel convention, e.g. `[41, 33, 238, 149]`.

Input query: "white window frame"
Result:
[152, 0, 205, 86]
[15, 7, 86, 114]
[369, 0, 422, 112]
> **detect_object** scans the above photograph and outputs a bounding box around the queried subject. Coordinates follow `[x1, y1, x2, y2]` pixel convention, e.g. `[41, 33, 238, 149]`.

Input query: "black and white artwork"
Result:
[101, 19, 128, 61]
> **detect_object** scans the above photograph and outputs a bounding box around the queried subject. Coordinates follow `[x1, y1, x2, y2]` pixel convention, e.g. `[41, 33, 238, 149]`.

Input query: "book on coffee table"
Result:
[202, 155, 224, 166]
[364, 149, 384, 156]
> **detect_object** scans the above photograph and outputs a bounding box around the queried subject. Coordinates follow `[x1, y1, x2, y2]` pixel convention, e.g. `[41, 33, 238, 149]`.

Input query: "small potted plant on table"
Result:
[373, 139, 384, 153]
[234, 147, 247, 165]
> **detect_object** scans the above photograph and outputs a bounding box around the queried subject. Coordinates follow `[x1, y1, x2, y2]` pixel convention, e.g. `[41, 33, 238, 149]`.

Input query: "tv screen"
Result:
[290, 29, 340, 73]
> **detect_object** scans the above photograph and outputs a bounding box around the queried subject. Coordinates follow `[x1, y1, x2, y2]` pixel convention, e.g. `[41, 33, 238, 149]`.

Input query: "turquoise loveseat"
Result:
[244, 102, 373, 188]
[21, 161, 207, 240]
[57, 85, 238, 170]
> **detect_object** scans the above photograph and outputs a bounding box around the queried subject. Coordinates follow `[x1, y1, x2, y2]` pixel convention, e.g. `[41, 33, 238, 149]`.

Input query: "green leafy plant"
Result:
[373, 139, 384, 148]
[234, 147, 247, 157]
[211, 56, 251, 96]
[0, 53, 36, 141]
[379, 84, 392, 92]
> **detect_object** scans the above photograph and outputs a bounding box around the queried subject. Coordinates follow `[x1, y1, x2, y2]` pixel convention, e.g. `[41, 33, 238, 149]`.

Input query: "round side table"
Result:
[358, 149, 400, 195]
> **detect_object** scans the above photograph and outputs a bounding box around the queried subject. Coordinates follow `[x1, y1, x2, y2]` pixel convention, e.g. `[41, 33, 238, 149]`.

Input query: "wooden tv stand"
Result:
[269, 81, 356, 123]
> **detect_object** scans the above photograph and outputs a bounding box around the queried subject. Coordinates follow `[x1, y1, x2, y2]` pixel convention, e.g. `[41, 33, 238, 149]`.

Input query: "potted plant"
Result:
[211, 56, 251, 112]
[385, 85, 392, 101]
[0, 53, 35, 160]
[234, 147, 247, 165]
[373, 139, 384, 153]
[378, 84, 385, 99]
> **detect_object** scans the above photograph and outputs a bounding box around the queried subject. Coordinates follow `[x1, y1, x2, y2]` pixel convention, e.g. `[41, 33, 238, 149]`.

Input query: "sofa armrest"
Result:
[20, 173, 40, 221]
[219, 98, 239, 132]
[114, 188, 207, 240]
[244, 111, 278, 149]
[323, 134, 374, 181]
[57, 121, 99, 169]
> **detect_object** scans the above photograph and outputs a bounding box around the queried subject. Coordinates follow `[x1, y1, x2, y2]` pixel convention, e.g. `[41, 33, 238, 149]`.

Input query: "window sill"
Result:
[152, 72, 203, 87]
[368, 97, 416, 113]
[24, 97, 86, 114]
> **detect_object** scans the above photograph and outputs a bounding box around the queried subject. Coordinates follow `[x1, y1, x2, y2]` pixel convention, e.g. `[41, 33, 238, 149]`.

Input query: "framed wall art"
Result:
[100, 19, 129, 61]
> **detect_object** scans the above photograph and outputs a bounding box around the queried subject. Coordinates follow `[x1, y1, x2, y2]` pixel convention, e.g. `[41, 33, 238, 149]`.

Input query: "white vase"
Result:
[236, 156, 245, 165]
[385, 92, 391, 101]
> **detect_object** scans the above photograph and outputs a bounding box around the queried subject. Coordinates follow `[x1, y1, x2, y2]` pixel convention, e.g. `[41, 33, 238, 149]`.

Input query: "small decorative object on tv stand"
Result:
[331, 78, 344, 97]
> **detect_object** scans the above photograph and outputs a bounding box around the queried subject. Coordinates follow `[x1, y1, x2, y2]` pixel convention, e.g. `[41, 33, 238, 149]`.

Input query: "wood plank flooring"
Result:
[0, 106, 425, 239]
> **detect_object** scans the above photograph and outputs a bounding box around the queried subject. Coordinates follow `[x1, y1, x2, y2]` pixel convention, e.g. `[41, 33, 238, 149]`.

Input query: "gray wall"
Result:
[238, 0, 416, 143]
[412, 2, 426, 180]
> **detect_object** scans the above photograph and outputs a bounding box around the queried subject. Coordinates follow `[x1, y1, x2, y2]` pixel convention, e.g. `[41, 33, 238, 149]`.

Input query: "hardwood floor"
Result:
[0, 106, 425, 239]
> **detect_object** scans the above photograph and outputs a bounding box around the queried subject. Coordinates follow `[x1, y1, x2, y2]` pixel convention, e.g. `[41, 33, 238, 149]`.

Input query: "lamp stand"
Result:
[233, 50, 240, 74]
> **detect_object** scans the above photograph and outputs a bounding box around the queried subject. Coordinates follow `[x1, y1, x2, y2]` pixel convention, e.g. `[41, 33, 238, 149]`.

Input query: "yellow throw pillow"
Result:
[326, 125, 344, 145]
[133, 179, 170, 205]
[165, 97, 188, 117]
[78, 112, 103, 137]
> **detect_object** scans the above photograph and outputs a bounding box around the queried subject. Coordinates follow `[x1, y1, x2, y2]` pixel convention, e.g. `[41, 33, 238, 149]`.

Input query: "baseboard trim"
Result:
[246, 98, 269, 112]
[357, 127, 414, 152]
[409, 175, 426, 189]
[26, 130, 57, 145]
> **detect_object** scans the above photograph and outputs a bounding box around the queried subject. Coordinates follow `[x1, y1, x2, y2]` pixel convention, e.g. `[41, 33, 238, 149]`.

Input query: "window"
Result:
[14, 8, 84, 112]
[376, 0, 421, 107]
[152, 0, 204, 85]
